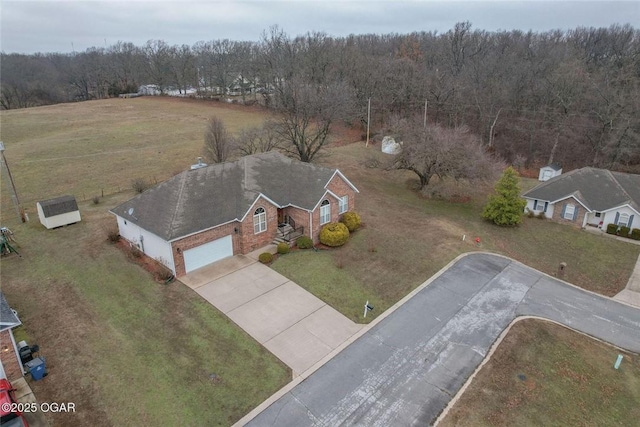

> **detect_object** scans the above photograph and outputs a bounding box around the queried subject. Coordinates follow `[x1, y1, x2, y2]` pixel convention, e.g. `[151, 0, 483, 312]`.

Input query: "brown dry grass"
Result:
[439, 319, 640, 426]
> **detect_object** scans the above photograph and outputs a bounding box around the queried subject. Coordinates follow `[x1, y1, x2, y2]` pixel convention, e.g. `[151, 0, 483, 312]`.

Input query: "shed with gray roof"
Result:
[36, 195, 81, 229]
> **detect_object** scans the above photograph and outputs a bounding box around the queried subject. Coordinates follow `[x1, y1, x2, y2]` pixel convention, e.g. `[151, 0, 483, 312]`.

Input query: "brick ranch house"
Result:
[111, 152, 359, 277]
[522, 167, 639, 230]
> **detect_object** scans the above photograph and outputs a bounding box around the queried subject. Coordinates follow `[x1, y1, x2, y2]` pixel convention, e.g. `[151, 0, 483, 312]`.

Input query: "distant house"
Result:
[36, 195, 81, 229]
[538, 163, 562, 181]
[523, 167, 639, 229]
[110, 152, 358, 277]
[0, 292, 23, 381]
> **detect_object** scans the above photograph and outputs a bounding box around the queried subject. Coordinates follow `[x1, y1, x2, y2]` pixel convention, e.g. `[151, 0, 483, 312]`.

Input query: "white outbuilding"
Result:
[37, 195, 81, 229]
[538, 164, 562, 181]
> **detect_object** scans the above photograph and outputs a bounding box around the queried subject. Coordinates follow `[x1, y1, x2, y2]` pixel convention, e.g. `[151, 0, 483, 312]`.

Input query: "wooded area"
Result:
[2, 23, 638, 171]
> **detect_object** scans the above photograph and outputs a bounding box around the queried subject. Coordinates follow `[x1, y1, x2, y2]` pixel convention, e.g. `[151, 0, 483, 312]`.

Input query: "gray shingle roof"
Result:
[38, 195, 78, 218]
[523, 167, 640, 212]
[110, 152, 356, 241]
[0, 292, 21, 332]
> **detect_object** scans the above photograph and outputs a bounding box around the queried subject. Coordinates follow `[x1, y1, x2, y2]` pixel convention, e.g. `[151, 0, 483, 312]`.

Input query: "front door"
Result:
[277, 208, 284, 225]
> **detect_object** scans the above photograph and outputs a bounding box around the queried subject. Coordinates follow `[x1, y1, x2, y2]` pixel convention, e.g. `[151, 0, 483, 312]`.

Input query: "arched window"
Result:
[320, 199, 331, 224]
[253, 207, 266, 233]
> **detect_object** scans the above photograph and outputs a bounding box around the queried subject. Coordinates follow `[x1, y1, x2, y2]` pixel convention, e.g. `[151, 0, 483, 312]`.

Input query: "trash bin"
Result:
[25, 357, 47, 381]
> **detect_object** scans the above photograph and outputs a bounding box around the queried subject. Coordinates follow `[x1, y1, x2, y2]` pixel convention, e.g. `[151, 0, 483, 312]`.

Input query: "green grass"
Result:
[0, 195, 290, 426]
[439, 319, 640, 426]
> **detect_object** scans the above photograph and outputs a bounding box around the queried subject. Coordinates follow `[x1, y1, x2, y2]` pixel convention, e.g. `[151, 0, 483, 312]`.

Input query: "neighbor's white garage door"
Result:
[183, 235, 233, 273]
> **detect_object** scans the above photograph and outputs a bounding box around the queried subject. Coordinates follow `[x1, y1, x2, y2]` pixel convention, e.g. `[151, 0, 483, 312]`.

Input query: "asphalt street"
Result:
[244, 253, 640, 427]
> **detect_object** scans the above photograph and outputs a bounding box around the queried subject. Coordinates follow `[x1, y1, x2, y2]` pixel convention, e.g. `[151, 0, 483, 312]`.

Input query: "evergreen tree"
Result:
[482, 167, 527, 226]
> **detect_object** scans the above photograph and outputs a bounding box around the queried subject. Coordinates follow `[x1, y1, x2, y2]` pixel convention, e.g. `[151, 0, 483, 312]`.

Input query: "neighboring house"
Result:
[523, 167, 640, 230]
[36, 195, 81, 229]
[0, 292, 24, 381]
[538, 163, 562, 181]
[110, 152, 359, 276]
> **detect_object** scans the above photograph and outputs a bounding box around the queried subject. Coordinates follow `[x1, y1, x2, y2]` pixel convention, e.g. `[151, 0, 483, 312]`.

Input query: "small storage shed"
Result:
[538, 164, 562, 181]
[37, 195, 81, 229]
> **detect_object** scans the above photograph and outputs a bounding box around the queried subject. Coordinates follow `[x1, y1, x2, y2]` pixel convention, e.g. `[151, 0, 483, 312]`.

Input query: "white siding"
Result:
[538, 166, 562, 181]
[37, 203, 81, 229]
[116, 216, 176, 274]
[524, 199, 553, 218]
[601, 206, 639, 230]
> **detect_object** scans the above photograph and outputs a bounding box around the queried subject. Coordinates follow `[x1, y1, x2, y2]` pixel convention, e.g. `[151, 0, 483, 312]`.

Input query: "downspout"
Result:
[309, 211, 313, 242]
[9, 329, 25, 375]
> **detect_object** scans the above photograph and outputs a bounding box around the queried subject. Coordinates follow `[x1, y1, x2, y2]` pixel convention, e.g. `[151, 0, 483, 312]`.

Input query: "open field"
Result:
[0, 193, 290, 426]
[1, 98, 638, 425]
[439, 319, 640, 426]
[0, 96, 269, 214]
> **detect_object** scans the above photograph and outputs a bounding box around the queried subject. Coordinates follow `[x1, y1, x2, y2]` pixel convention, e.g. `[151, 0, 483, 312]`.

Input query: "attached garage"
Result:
[183, 235, 233, 273]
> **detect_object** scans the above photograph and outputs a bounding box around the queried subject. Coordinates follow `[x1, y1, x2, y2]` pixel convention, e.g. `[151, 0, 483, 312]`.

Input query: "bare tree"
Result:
[389, 119, 500, 189]
[236, 120, 281, 155]
[271, 78, 355, 162]
[203, 116, 234, 163]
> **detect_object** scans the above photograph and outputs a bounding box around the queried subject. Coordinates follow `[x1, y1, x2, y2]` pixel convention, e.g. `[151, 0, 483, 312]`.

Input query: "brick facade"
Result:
[551, 197, 586, 228]
[169, 175, 357, 276]
[0, 329, 23, 381]
[238, 197, 279, 253]
[171, 222, 240, 277]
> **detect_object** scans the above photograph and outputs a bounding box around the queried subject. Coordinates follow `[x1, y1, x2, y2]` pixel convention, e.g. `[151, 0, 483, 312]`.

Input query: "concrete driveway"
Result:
[180, 254, 362, 376]
[241, 253, 640, 427]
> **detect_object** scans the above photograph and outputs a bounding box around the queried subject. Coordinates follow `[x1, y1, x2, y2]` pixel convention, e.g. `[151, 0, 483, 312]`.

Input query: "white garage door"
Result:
[183, 235, 233, 273]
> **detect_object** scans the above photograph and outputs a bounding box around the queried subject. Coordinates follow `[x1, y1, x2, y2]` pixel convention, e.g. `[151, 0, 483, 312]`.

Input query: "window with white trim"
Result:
[253, 207, 266, 233]
[534, 200, 544, 211]
[618, 213, 630, 227]
[564, 204, 575, 220]
[339, 195, 348, 214]
[320, 200, 331, 224]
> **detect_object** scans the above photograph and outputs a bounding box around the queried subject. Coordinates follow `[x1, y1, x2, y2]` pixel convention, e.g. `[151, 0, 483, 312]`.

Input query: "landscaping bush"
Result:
[536, 211, 546, 219]
[129, 246, 142, 258]
[631, 228, 640, 240]
[526, 209, 535, 219]
[619, 226, 631, 237]
[606, 224, 618, 235]
[277, 242, 290, 254]
[131, 178, 149, 194]
[340, 211, 362, 231]
[319, 222, 350, 247]
[296, 236, 313, 249]
[106, 228, 120, 243]
[92, 195, 100, 205]
[258, 252, 273, 264]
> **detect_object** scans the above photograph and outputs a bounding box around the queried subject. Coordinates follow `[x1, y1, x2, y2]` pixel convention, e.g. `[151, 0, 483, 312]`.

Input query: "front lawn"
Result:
[439, 319, 640, 426]
[0, 194, 290, 426]
[271, 143, 639, 322]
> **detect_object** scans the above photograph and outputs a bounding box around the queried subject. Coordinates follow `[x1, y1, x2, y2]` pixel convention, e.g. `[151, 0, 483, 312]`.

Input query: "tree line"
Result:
[2, 23, 639, 171]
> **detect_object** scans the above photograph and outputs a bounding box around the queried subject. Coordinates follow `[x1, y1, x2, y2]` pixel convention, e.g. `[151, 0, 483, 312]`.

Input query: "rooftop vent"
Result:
[190, 157, 208, 170]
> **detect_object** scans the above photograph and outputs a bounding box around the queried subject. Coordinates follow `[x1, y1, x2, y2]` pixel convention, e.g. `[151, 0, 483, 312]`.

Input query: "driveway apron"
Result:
[180, 256, 362, 376]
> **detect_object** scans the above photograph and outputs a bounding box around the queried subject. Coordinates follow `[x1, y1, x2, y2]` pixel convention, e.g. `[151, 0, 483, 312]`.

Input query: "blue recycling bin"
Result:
[25, 357, 46, 381]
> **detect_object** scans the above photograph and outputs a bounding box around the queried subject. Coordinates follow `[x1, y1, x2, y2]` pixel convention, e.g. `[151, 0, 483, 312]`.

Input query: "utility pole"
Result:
[366, 97, 371, 147]
[423, 99, 428, 128]
[0, 142, 25, 223]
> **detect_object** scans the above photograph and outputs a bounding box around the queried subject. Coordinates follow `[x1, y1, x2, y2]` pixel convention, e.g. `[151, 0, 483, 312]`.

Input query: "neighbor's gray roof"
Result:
[110, 152, 357, 241]
[0, 292, 21, 332]
[523, 167, 640, 212]
[38, 195, 78, 218]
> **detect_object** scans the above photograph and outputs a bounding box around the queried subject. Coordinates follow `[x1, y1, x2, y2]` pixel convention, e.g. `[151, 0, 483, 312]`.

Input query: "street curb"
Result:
[433, 315, 639, 425]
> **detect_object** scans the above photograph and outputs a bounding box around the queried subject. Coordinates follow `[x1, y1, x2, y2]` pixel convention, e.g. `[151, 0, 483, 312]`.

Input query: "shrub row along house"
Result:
[522, 167, 639, 231]
[111, 152, 358, 276]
